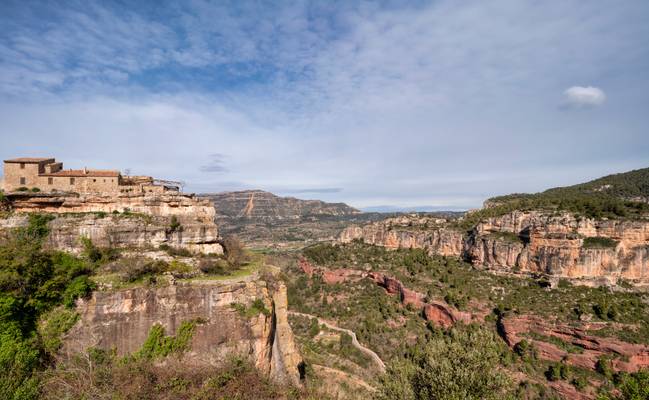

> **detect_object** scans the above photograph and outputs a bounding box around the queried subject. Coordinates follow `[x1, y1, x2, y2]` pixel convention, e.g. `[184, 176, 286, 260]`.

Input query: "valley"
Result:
[1, 167, 648, 399]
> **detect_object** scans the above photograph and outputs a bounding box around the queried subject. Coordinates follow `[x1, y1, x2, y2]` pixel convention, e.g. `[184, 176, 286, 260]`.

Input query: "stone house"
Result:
[2, 157, 179, 194]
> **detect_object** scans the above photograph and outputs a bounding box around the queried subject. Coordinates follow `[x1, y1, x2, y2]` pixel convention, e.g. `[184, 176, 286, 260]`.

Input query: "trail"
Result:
[288, 311, 386, 373]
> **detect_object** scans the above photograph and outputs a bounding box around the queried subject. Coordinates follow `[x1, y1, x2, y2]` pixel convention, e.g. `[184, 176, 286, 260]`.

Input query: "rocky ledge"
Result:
[1, 192, 222, 254]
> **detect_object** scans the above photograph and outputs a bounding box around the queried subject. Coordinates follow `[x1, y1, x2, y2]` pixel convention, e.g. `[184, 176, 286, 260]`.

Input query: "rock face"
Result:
[500, 314, 649, 373]
[339, 216, 464, 257]
[63, 280, 303, 385]
[1, 192, 222, 254]
[470, 211, 649, 284]
[340, 211, 649, 285]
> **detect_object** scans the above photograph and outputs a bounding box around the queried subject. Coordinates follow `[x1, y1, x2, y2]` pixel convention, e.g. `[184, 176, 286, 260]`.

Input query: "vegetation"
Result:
[230, 299, 271, 318]
[583, 236, 619, 249]
[223, 236, 247, 266]
[0, 214, 97, 399]
[376, 326, 511, 400]
[134, 320, 200, 360]
[40, 352, 312, 400]
[463, 168, 649, 228]
[167, 215, 183, 233]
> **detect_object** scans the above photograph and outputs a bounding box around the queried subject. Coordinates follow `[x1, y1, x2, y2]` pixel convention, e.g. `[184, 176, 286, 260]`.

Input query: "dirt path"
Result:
[288, 311, 386, 372]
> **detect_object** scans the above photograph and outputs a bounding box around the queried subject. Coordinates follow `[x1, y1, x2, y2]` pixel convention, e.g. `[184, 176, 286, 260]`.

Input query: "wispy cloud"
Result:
[200, 153, 229, 173]
[1, 1, 648, 208]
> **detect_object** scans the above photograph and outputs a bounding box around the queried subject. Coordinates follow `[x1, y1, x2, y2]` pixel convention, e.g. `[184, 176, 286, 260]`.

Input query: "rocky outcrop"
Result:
[340, 211, 649, 285]
[1, 192, 222, 254]
[63, 280, 302, 385]
[500, 314, 649, 373]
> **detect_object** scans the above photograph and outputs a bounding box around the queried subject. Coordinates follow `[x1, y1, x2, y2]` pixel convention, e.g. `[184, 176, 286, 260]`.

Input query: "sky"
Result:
[1, 0, 648, 211]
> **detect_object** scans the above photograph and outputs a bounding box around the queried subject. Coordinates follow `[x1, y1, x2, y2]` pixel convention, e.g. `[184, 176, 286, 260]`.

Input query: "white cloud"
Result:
[563, 86, 606, 107]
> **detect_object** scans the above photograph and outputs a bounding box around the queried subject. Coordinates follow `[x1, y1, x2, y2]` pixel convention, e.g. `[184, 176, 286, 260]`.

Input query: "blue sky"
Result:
[1, 0, 648, 210]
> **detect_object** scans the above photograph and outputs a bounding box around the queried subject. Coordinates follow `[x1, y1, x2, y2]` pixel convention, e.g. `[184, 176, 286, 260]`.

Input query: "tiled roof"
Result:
[42, 169, 120, 177]
[4, 157, 55, 163]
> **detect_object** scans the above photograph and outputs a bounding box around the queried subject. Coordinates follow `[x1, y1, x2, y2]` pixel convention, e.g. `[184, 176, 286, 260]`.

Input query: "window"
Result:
[70, 178, 75, 185]
[20, 163, 25, 169]
[93, 179, 97, 182]
[20, 177, 26, 185]
[48, 177, 53, 185]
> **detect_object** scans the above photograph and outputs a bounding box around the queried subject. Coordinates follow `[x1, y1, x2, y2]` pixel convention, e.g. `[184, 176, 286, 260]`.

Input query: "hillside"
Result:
[472, 167, 649, 225]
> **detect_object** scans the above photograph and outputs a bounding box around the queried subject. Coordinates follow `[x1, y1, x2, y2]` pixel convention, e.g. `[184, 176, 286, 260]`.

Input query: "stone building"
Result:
[2, 157, 180, 194]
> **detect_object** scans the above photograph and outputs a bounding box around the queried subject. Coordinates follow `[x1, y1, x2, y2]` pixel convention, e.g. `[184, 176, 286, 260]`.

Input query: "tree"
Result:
[223, 236, 246, 267]
[376, 326, 511, 400]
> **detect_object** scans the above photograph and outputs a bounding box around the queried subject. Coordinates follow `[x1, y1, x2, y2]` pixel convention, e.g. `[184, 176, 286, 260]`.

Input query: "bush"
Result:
[596, 356, 614, 379]
[376, 326, 511, 400]
[223, 237, 246, 267]
[167, 216, 182, 233]
[546, 363, 570, 381]
[616, 370, 649, 399]
[198, 258, 229, 275]
[583, 237, 619, 249]
[30, 187, 40, 193]
[122, 260, 168, 283]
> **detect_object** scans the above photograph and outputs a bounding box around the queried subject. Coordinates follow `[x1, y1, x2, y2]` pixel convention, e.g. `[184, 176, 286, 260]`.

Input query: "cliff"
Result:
[63, 279, 303, 385]
[1, 192, 222, 254]
[340, 211, 649, 285]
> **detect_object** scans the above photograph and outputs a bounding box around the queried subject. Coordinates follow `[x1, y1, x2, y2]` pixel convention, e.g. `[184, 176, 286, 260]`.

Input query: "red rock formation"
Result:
[321, 269, 473, 328]
[298, 258, 315, 277]
[501, 314, 649, 373]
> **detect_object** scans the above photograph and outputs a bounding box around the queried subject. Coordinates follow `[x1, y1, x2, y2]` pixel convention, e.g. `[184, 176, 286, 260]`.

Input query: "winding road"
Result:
[288, 311, 386, 373]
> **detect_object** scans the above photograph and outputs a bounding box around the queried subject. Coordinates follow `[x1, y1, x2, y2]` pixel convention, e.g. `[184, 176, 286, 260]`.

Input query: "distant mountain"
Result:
[200, 190, 361, 221]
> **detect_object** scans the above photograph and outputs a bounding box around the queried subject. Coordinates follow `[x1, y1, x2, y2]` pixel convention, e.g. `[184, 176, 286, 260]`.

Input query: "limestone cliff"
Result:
[339, 215, 464, 257]
[340, 211, 649, 285]
[63, 279, 303, 385]
[2, 192, 222, 254]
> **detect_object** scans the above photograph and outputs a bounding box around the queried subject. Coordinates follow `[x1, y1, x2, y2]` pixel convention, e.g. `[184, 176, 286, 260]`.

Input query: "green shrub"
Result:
[62, 276, 95, 307]
[230, 299, 271, 318]
[16, 187, 29, 192]
[615, 369, 649, 399]
[30, 188, 40, 193]
[596, 356, 614, 379]
[546, 363, 570, 381]
[376, 326, 511, 400]
[135, 320, 199, 360]
[167, 216, 182, 233]
[38, 307, 79, 355]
